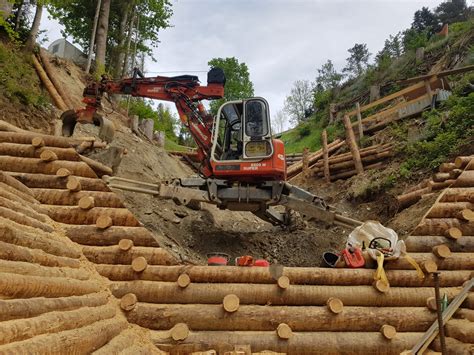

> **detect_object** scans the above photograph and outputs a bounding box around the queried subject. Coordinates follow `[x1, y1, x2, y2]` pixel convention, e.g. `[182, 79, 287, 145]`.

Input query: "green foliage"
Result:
[208, 57, 254, 115]
[0, 42, 49, 107]
[343, 43, 371, 77]
[402, 28, 429, 52]
[284, 79, 314, 125]
[434, 0, 469, 25]
[313, 88, 332, 112]
[412, 6, 440, 35]
[399, 92, 474, 175]
[315, 60, 343, 90]
[0, 14, 20, 43]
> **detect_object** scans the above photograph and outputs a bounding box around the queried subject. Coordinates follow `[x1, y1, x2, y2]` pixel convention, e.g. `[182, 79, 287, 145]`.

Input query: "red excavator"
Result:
[61, 68, 361, 228]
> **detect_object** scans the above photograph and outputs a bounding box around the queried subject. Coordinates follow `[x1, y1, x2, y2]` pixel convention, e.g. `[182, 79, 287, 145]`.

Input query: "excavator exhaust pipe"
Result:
[60, 110, 115, 143]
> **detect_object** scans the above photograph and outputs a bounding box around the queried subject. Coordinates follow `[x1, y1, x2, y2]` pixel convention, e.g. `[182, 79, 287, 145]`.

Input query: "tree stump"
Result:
[120, 293, 137, 311]
[223, 294, 240, 313]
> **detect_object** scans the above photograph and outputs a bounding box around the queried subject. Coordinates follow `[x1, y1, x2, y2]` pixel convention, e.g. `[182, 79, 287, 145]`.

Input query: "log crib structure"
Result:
[0, 121, 472, 354]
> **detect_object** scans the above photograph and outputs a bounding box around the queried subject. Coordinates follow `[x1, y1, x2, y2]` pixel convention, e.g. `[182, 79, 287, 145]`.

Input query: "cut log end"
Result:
[131, 256, 148, 272]
[118, 239, 134, 251]
[120, 293, 137, 311]
[380, 324, 397, 340]
[223, 294, 240, 313]
[432, 245, 452, 258]
[277, 275, 290, 289]
[171, 323, 189, 341]
[96, 215, 113, 230]
[56, 167, 72, 177]
[445, 227, 462, 240]
[422, 260, 438, 274]
[66, 176, 82, 192]
[39, 149, 58, 162]
[277, 323, 293, 340]
[177, 273, 191, 288]
[373, 280, 390, 293]
[78, 196, 95, 210]
[31, 137, 45, 148]
[459, 209, 474, 222]
[426, 296, 437, 311]
[326, 297, 344, 314]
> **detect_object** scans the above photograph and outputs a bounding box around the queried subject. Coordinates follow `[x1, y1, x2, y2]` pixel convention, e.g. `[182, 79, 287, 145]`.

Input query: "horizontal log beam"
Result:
[0, 316, 127, 354]
[83, 245, 177, 266]
[8, 172, 109, 191]
[151, 330, 422, 354]
[64, 225, 159, 247]
[79, 155, 113, 177]
[0, 240, 80, 268]
[0, 292, 108, 322]
[383, 252, 474, 271]
[440, 188, 474, 203]
[445, 318, 474, 344]
[110, 280, 463, 307]
[0, 272, 101, 298]
[0, 130, 94, 148]
[0, 304, 116, 345]
[130, 303, 436, 332]
[0, 142, 80, 161]
[413, 219, 474, 236]
[453, 170, 474, 187]
[427, 202, 473, 219]
[32, 188, 124, 208]
[405, 235, 474, 253]
[0, 171, 34, 197]
[0, 156, 96, 177]
[0, 195, 48, 222]
[0, 259, 90, 280]
[43, 205, 140, 226]
[0, 206, 53, 233]
[95, 264, 470, 287]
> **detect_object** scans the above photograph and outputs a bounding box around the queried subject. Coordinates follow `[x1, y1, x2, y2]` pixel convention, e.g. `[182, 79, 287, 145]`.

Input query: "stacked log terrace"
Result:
[0, 122, 472, 353]
[397, 155, 473, 210]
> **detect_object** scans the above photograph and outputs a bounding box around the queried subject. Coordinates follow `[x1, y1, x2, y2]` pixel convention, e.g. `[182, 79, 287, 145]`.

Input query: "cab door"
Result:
[242, 98, 274, 160]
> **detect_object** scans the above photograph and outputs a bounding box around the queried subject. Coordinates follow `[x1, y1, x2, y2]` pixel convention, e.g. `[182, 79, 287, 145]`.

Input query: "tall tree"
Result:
[207, 57, 254, 115]
[94, 0, 110, 72]
[343, 43, 371, 77]
[272, 109, 286, 134]
[315, 60, 343, 90]
[284, 79, 313, 125]
[412, 6, 439, 35]
[435, 0, 468, 25]
[25, 1, 43, 51]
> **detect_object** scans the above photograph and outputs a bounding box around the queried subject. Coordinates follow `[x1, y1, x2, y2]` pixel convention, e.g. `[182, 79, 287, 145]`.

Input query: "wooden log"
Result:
[405, 179, 430, 194]
[0, 156, 96, 177]
[223, 294, 240, 313]
[43, 205, 140, 226]
[276, 323, 293, 339]
[373, 280, 390, 293]
[0, 272, 101, 298]
[445, 227, 462, 239]
[82, 245, 177, 265]
[322, 130, 330, 183]
[32, 189, 123, 208]
[110, 281, 463, 307]
[430, 336, 474, 354]
[171, 323, 189, 341]
[326, 297, 343, 314]
[454, 309, 474, 322]
[406, 236, 474, 253]
[312, 144, 392, 168]
[177, 274, 191, 288]
[76, 140, 108, 154]
[31, 54, 67, 111]
[128, 303, 437, 332]
[432, 245, 452, 258]
[0, 316, 127, 354]
[0, 303, 116, 345]
[118, 239, 134, 251]
[439, 163, 456, 173]
[0, 292, 108, 322]
[96, 215, 113, 229]
[150, 330, 422, 354]
[66, 176, 82, 192]
[449, 169, 463, 179]
[79, 155, 113, 177]
[421, 260, 438, 274]
[413, 218, 474, 236]
[277, 275, 290, 289]
[31, 136, 45, 148]
[0, 171, 34, 197]
[120, 293, 138, 311]
[0, 206, 53, 233]
[64, 225, 159, 247]
[426, 202, 474, 219]
[383, 253, 474, 271]
[0, 130, 102, 148]
[132, 256, 148, 272]
[0, 223, 81, 258]
[325, 150, 392, 172]
[95, 265, 470, 287]
[0, 143, 80, 161]
[0, 195, 47, 222]
[301, 147, 309, 179]
[8, 172, 109, 191]
[343, 114, 364, 174]
[453, 170, 474, 188]
[380, 325, 397, 340]
[433, 172, 451, 183]
[0, 240, 80, 268]
[397, 187, 432, 209]
[330, 162, 384, 181]
[0, 259, 89, 280]
[39, 48, 74, 108]
[445, 318, 474, 344]
[39, 149, 58, 162]
[440, 188, 474, 203]
[78, 196, 95, 210]
[91, 329, 147, 355]
[454, 156, 473, 169]
[56, 168, 72, 177]
[355, 102, 364, 140]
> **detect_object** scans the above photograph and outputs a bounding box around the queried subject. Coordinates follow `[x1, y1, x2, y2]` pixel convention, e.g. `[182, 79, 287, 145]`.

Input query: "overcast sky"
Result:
[41, 0, 446, 129]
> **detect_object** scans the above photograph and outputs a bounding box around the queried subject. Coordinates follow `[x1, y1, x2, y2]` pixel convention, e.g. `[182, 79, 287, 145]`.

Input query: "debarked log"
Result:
[0, 156, 96, 177]
[9, 172, 109, 191]
[0, 292, 108, 322]
[440, 188, 474, 203]
[405, 235, 474, 253]
[64, 225, 159, 247]
[0, 259, 89, 280]
[110, 280, 463, 307]
[0, 142, 80, 161]
[426, 202, 473, 219]
[43, 205, 140, 226]
[82, 245, 177, 265]
[32, 189, 123, 208]
[129, 303, 437, 332]
[150, 330, 422, 354]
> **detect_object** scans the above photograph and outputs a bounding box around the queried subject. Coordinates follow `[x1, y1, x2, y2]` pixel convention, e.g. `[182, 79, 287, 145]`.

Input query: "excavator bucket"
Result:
[60, 110, 115, 143]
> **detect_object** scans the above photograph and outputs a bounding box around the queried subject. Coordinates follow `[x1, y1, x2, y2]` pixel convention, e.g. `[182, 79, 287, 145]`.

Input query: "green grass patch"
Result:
[164, 139, 193, 152]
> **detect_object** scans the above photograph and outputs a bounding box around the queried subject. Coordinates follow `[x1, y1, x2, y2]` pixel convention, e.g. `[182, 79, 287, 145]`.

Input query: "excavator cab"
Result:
[210, 97, 286, 181]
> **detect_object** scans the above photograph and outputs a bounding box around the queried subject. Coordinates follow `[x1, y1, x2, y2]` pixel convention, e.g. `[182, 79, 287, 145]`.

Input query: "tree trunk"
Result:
[112, 3, 131, 78]
[0, 143, 80, 161]
[32, 188, 123, 208]
[86, 0, 102, 73]
[31, 55, 68, 110]
[82, 245, 177, 265]
[321, 130, 330, 182]
[342, 114, 364, 174]
[95, 0, 111, 72]
[405, 235, 474, 253]
[13, 0, 24, 31]
[43, 205, 140, 226]
[8, 172, 109, 191]
[121, 11, 136, 78]
[25, 3, 43, 52]
[413, 218, 474, 236]
[0, 156, 97, 177]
